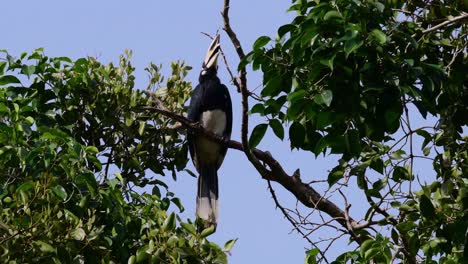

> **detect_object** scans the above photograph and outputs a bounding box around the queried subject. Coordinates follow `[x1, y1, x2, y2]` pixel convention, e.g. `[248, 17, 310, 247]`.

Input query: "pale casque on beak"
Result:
[203, 35, 221, 71]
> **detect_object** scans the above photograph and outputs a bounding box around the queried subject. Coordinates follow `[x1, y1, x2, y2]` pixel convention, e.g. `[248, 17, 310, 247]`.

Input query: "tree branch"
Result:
[221, 0, 271, 180]
[141, 105, 366, 244]
[220, 0, 366, 245]
[421, 11, 468, 35]
[267, 181, 329, 264]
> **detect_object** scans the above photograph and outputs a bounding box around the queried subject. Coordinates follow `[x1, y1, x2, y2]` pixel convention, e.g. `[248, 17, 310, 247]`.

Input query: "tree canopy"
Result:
[0, 50, 234, 263]
[1, 0, 467, 263]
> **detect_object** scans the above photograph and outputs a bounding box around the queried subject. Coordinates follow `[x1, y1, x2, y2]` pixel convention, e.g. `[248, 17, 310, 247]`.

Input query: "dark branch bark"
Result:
[221, 0, 270, 178]
[142, 0, 371, 249]
[220, 0, 366, 245]
[267, 181, 329, 264]
[141, 105, 365, 244]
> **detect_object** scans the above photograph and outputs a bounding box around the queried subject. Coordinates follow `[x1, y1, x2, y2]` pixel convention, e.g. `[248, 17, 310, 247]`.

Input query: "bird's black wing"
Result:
[216, 84, 232, 170]
[187, 84, 203, 171]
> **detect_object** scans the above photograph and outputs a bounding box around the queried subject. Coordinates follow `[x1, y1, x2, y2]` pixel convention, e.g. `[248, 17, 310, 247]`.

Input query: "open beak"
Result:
[203, 35, 221, 70]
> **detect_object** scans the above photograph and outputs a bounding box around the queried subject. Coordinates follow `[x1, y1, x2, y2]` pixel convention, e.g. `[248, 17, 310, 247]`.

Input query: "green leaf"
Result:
[238, 51, 254, 70]
[0, 103, 9, 114]
[370, 29, 386, 44]
[17, 182, 34, 192]
[372, 177, 387, 191]
[0, 61, 7, 75]
[223, 238, 238, 252]
[314, 90, 333, 107]
[365, 188, 382, 198]
[305, 248, 319, 264]
[289, 122, 305, 148]
[360, 239, 374, 257]
[76, 172, 98, 197]
[316, 112, 333, 129]
[392, 166, 409, 182]
[287, 89, 306, 103]
[328, 168, 344, 187]
[34, 241, 56, 253]
[262, 75, 282, 97]
[138, 121, 145, 135]
[419, 194, 435, 219]
[181, 222, 197, 236]
[278, 24, 296, 38]
[115, 172, 124, 183]
[128, 255, 136, 264]
[390, 150, 406, 160]
[52, 185, 68, 201]
[249, 123, 268, 148]
[85, 146, 99, 154]
[163, 212, 176, 231]
[152, 186, 161, 197]
[364, 247, 380, 260]
[344, 38, 363, 56]
[24, 116, 35, 125]
[54, 56, 73, 64]
[171, 197, 184, 212]
[250, 103, 265, 115]
[253, 36, 271, 50]
[71, 228, 86, 241]
[370, 158, 384, 174]
[21, 65, 36, 77]
[269, 119, 284, 140]
[136, 246, 149, 263]
[323, 10, 342, 20]
[0, 75, 21, 86]
[319, 55, 336, 71]
[287, 99, 305, 120]
[416, 129, 432, 149]
[200, 225, 216, 238]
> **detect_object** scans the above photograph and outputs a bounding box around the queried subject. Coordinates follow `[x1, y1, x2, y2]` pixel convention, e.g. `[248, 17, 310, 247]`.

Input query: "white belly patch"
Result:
[196, 110, 227, 163]
[200, 110, 226, 136]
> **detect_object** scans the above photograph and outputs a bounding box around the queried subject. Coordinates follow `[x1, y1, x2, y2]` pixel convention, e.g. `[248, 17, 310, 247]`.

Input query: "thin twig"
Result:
[267, 181, 329, 264]
[419, 12, 468, 35]
[140, 104, 363, 242]
[222, 0, 270, 179]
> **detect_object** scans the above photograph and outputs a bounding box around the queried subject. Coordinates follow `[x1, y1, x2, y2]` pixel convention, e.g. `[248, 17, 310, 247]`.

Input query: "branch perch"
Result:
[141, 105, 366, 244]
[220, 0, 366, 244]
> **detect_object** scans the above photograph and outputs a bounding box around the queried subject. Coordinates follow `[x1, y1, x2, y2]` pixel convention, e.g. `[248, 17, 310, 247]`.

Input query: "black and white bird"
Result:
[187, 35, 232, 226]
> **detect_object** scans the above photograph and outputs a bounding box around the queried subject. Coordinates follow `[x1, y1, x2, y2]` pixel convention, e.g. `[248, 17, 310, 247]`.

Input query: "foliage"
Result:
[1, 0, 466, 262]
[0, 49, 231, 263]
[245, 0, 467, 263]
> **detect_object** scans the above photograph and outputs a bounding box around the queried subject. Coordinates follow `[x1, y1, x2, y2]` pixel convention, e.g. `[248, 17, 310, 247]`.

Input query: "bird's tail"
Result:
[196, 165, 219, 225]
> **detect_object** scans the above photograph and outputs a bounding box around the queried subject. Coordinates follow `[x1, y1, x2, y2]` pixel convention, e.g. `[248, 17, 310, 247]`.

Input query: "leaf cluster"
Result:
[244, 0, 467, 262]
[0, 49, 232, 263]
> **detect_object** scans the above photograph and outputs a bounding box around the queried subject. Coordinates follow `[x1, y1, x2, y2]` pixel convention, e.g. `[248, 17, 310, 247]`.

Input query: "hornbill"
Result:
[187, 35, 232, 226]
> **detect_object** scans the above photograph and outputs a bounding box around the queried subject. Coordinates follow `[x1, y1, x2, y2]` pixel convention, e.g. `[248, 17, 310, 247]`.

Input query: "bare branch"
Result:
[221, 0, 270, 181]
[420, 11, 468, 35]
[267, 181, 329, 263]
[141, 105, 367, 244]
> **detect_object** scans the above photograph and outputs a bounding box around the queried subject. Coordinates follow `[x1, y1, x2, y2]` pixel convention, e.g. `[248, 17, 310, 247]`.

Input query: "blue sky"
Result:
[3, 1, 440, 263]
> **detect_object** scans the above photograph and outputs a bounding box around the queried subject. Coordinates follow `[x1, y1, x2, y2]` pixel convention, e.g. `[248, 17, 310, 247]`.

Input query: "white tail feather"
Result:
[196, 197, 219, 224]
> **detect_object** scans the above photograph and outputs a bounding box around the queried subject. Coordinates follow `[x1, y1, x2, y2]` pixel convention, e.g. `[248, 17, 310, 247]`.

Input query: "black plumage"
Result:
[187, 35, 232, 226]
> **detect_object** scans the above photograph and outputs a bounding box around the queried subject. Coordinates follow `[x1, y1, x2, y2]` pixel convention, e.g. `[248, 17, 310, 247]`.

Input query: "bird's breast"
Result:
[196, 110, 227, 163]
[200, 110, 226, 136]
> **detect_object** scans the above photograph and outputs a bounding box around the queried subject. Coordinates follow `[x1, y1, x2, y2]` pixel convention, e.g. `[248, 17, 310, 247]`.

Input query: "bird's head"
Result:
[201, 35, 220, 77]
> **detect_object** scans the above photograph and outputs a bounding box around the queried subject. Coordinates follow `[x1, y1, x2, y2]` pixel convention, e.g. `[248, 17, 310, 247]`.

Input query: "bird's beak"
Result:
[203, 35, 220, 70]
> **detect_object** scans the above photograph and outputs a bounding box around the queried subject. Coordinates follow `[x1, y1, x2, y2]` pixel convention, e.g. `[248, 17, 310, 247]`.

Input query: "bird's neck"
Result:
[199, 72, 220, 84]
